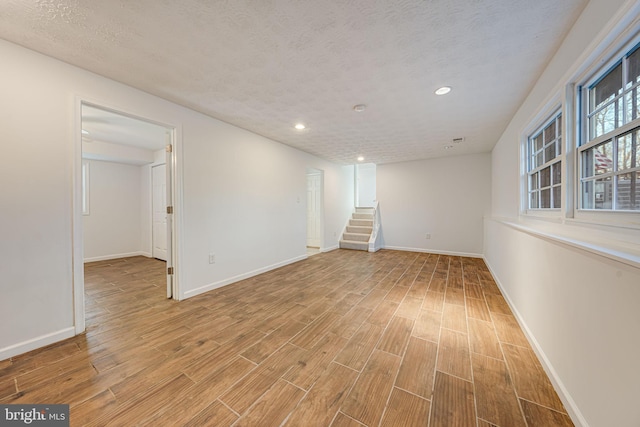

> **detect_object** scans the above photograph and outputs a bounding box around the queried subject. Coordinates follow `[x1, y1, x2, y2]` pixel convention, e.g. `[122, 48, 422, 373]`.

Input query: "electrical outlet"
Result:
[426, 233, 431, 239]
[209, 253, 215, 264]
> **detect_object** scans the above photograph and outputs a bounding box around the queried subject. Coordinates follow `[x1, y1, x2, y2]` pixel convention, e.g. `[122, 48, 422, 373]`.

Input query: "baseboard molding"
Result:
[84, 251, 150, 263]
[321, 245, 339, 253]
[383, 245, 483, 258]
[183, 255, 308, 299]
[0, 327, 75, 361]
[483, 256, 588, 427]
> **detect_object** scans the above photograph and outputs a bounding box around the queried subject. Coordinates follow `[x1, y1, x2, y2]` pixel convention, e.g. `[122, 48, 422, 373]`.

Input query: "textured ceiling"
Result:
[0, 0, 588, 164]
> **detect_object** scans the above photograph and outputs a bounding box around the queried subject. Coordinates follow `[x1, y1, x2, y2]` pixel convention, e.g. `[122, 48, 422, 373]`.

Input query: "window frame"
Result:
[526, 110, 564, 212]
[576, 38, 640, 216]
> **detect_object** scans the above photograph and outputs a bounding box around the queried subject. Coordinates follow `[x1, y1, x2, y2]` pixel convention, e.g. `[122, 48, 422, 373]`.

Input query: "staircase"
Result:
[340, 207, 375, 251]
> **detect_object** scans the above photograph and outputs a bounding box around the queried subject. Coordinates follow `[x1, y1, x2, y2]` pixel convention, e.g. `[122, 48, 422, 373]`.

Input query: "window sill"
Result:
[491, 216, 640, 269]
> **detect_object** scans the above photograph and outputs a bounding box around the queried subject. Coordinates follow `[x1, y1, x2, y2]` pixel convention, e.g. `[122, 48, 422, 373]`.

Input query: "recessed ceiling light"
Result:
[435, 86, 452, 95]
[294, 123, 306, 130]
[444, 145, 454, 150]
[357, 156, 365, 162]
[81, 129, 90, 135]
[353, 104, 367, 112]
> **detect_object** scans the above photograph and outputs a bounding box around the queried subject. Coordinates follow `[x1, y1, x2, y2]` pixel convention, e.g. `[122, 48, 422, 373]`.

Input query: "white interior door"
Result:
[306, 173, 321, 248]
[152, 164, 167, 261]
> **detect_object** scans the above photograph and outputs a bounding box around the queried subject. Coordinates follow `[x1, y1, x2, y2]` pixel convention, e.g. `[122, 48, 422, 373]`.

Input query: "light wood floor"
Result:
[0, 250, 574, 426]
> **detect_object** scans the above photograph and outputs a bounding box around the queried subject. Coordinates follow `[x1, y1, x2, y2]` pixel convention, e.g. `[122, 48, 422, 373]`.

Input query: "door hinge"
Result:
[167, 267, 174, 275]
[166, 206, 174, 214]
[166, 144, 173, 153]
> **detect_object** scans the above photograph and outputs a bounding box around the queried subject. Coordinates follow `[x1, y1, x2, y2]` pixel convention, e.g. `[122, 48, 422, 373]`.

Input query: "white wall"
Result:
[83, 160, 148, 262]
[377, 153, 491, 257]
[487, 0, 640, 426]
[0, 38, 354, 359]
[181, 122, 354, 297]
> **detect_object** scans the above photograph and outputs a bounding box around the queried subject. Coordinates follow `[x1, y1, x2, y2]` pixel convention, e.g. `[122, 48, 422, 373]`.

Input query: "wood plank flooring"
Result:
[0, 250, 573, 426]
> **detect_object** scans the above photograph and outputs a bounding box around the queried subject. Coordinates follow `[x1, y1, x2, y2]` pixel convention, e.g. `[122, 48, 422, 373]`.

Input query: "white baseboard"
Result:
[383, 245, 483, 258]
[0, 327, 76, 361]
[183, 255, 308, 299]
[322, 245, 339, 253]
[482, 256, 588, 427]
[84, 251, 150, 263]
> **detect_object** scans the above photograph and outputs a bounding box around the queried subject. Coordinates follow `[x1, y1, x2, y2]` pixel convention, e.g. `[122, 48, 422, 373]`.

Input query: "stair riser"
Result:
[343, 232, 369, 242]
[353, 213, 374, 220]
[350, 219, 373, 227]
[356, 207, 375, 213]
[339, 240, 369, 251]
[346, 226, 372, 234]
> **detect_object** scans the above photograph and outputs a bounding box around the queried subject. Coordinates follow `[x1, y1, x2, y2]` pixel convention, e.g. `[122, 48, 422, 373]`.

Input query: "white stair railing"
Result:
[368, 201, 382, 252]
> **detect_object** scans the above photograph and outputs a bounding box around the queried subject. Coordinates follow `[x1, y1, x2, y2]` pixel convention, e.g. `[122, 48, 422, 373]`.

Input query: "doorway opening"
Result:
[355, 163, 376, 207]
[75, 101, 177, 333]
[306, 168, 324, 256]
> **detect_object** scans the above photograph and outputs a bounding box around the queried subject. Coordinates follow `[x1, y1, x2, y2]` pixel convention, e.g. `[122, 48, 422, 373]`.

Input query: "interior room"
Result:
[1, 1, 639, 426]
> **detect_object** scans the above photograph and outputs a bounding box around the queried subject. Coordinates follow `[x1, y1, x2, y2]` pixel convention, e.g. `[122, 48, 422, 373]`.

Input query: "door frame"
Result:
[72, 98, 182, 334]
[151, 162, 168, 261]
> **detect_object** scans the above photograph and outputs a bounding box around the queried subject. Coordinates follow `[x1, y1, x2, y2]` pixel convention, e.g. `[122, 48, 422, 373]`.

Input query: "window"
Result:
[82, 160, 90, 215]
[527, 112, 562, 210]
[579, 43, 640, 211]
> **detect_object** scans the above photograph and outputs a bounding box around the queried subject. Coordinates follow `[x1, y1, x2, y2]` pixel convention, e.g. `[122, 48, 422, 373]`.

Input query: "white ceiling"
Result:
[0, 0, 588, 164]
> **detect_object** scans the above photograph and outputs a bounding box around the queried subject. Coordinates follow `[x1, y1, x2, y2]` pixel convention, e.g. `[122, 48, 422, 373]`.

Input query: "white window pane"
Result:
[544, 121, 555, 144]
[589, 104, 617, 139]
[552, 162, 562, 185]
[624, 89, 639, 123]
[526, 111, 561, 211]
[617, 130, 639, 170]
[590, 62, 622, 112]
[541, 188, 551, 208]
[628, 47, 640, 86]
[582, 142, 613, 177]
[540, 166, 551, 188]
[534, 134, 543, 151]
[552, 186, 561, 208]
[595, 177, 613, 209]
[616, 173, 639, 210]
[545, 143, 556, 163]
[582, 181, 594, 209]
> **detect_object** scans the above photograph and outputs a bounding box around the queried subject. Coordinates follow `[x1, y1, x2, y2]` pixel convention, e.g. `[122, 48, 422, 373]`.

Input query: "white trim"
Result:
[72, 97, 85, 335]
[171, 126, 184, 301]
[84, 252, 152, 263]
[492, 217, 640, 269]
[482, 257, 589, 427]
[81, 159, 90, 216]
[73, 96, 184, 319]
[521, 107, 564, 214]
[183, 255, 307, 299]
[0, 327, 75, 361]
[322, 245, 339, 253]
[382, 246, 483, 258]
